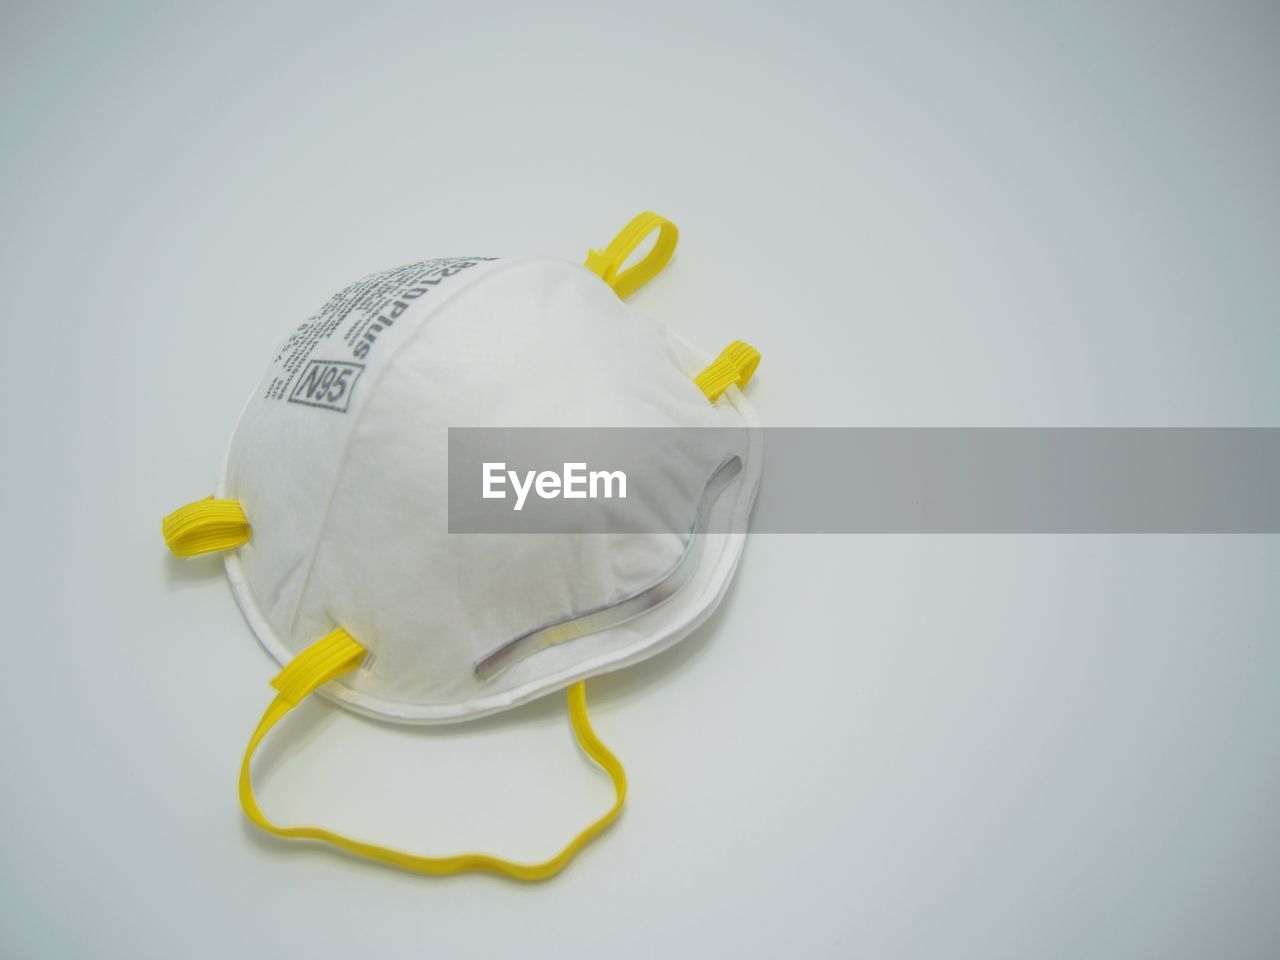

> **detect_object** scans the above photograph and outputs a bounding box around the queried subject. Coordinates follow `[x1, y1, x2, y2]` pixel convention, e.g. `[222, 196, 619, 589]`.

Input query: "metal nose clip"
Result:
[472, 455, 744, 682]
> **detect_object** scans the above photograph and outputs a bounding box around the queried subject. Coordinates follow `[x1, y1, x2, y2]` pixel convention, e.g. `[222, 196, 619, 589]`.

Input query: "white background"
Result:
[2, 2, 1278, 957]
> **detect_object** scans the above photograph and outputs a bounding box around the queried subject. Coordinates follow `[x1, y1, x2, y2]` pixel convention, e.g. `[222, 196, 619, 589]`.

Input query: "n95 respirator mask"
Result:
[162, 212, 762, 880]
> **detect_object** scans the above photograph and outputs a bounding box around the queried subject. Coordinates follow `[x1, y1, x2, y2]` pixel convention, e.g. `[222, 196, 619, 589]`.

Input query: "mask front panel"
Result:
[223, 256, 759, 721]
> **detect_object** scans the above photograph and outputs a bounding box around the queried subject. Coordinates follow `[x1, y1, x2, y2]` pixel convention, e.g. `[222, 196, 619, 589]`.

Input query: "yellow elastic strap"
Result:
[240, 629, 627, 881]
[162, 497, 251, 557]
[584, 211, 679, 300]
[694, 340, 762, 402]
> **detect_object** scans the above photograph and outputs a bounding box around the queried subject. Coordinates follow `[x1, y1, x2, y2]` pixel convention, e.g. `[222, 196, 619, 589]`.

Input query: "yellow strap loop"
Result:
[694, 340, 762, 402]
[584, 212, 679, 300]
[162, 497, 251, 557]
[240, 629, 627, 881]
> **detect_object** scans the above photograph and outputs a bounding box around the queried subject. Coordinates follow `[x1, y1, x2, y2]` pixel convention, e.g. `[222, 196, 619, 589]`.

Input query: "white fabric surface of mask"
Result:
[220, 255, 760, 723]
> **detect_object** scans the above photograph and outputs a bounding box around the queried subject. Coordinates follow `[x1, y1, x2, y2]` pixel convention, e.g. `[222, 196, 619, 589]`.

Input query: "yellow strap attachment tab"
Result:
[694, 340, 762, 402]
[161, 497, 251, 557]
[584, 211, 679, 300]
[240, 629, 628, 882]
